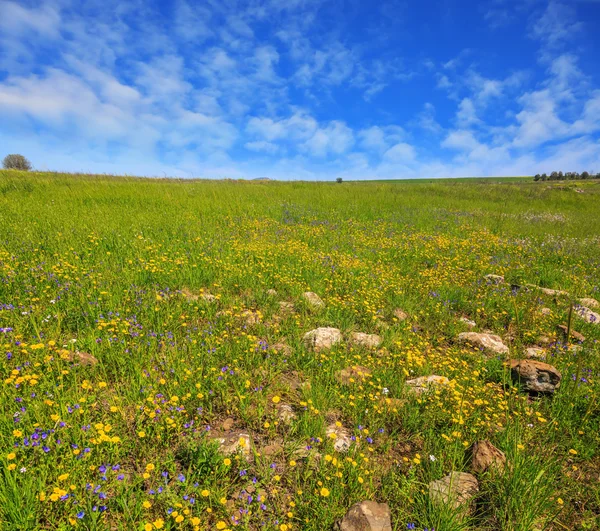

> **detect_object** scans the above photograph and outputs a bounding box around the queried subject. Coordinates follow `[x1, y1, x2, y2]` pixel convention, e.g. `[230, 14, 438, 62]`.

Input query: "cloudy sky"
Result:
[1, 0, 599, 179]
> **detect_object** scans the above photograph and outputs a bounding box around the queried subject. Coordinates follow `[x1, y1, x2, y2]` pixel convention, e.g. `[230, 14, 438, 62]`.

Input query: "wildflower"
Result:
[7, 453, 16, 460]
[320, 487, 330, 497]
[272, 396, 281, 404]
[223, 458, 231, 466]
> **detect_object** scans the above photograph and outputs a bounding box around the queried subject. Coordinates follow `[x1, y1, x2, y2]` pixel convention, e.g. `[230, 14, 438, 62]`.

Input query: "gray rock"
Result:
[458, 332, 509, 355]
[484, 274, 504, 284]
[508, 359, 561, 393]
[471, 440, 506, 474]
[525, 347, 546, 361]
[575, 305, 600, 325]
[303, 291, 324, 308]
[405, 375, 449, 394]
[429, 472, 479, 509]
[393, 309, 409, 321]
[350, 332, 383, 348]
[336, 365, 372, 385]
[579, 298, 600, 310]
[335, 501, 392, 531]
[303, 327, 342, 351]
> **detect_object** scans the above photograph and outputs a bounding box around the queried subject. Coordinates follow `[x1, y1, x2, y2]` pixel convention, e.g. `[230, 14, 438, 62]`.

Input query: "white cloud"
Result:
[383, 143, 416, 163]
[245, 140, 279, 154]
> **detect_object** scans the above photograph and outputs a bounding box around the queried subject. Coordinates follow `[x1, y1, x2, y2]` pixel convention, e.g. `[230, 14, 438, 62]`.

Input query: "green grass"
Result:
[1, 169, 599, 530]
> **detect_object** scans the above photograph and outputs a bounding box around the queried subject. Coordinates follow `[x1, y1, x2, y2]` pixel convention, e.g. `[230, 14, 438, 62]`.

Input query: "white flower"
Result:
[382, 387, 389, 395]
[20, 467, 27, 473]
[429, 454, 436, 462]
[50, 300, 56, 304]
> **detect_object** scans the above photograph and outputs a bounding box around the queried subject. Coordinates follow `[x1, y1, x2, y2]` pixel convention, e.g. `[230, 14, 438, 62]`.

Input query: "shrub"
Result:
[336, 177, 343, 183]
[2, 154, 32, 171]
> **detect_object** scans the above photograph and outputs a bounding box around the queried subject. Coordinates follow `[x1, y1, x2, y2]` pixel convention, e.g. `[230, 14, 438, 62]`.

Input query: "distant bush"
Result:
[336, 177, 343, 183]
[533, 171, 599, 182]
[2, 154, 32, 171]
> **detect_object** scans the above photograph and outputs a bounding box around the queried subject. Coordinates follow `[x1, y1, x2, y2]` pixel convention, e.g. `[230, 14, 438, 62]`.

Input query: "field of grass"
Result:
[1, 170, 600, 531]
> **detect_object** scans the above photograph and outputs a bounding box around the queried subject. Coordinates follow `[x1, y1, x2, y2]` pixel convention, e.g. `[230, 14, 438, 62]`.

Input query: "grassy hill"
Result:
[1, 170, 599, 530]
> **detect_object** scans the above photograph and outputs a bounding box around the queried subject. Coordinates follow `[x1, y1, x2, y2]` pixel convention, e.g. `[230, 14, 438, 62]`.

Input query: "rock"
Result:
[458, 332, 509, 355]
[459, 317, 476, 328]
[350, 332, 382, 348]
[213, 433, 252, 458]
[221, 418, 234, 431]
[405, 375, 449, 394]
[266, 289, 278, 296]
[484, 274, 505, 284]
[557, 325, 585, 342]
[201, 292, 217, 302]
[241, 310, 261, 326]
[539, 287, 568, 297]
[277, 404, 297, 424]
[393, 309, 409, 321]
[303, 327, 342, 351]
[575, 305, 600, 325]
[525, 347, 546, 361]
[180, 288, 198, 301]
[335, 365, 372, 385]
[537, 335, 553, 346]
[271, 342, 292, 356]
[334, 501, 392, 531]
[429, 472, 479, 510]
[303, 291, 324, 308]
[279, 301, 295, 312]
[471, 440, 506, 474]
[261, 442, 283, 456]
[540, 307, 552, 316]
[62, 350, 98, 366]
[579, 298, 600, 310]
[326, 424, 352, 452]
[508, 359, 561, 394]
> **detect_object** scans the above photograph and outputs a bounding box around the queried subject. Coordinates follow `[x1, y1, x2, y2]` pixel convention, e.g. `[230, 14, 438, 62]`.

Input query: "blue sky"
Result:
[1, 0, 599, 179]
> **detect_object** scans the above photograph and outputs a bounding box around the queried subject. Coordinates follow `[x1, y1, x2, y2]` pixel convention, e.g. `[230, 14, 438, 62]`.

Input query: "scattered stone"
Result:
[508, 359, 561, 394]
[221, 418, 234, 431]
[271, 342, 292, 355]
[458, 332, 509, 355]
[393, 309, 409, 321]
[241, 310, 261, 326]
[350, 332, 383, 348]
[429, 472, 479, 510]
[405, 375, 449, 394]
[471, 440, 506, 474]
[557, 325, 585, 342]
[303, 327, 342, 351]
[266, 289, 278, 296]
[261, 442, 283, 456]
[539, 287, 568, 297]
[525, 347, 546, 361]
[484, 274, 505, 284]
[213, 432, 252, 458]
[575, 305, 600, 325]
[334, 501, 392, 531]
[180, 287, 198, 301]
[303, 291, 324, 308]
[537, 335, 553, 346]
[580, 298, 600, 310]
[459, 317, 476, 328]
[326, 424, 352, 452]
[279, 301, 295, 312]
[336, 365, 372, 385]
[201, 292, 217, 302]
[63, 350, 98, 366]
[277, 404, 297, 424]
[540, 307, 552, 316]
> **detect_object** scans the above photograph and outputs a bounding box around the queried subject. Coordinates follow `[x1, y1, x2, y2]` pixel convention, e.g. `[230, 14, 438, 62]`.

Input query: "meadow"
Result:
[1, 171, 599, 531]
